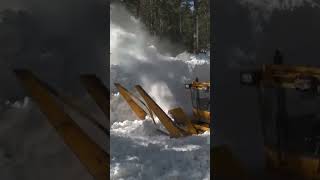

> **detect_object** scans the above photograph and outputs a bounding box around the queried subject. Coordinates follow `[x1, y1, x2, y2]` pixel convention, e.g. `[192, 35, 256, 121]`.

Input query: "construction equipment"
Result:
[114, 78, 210, 138]
[14, 69, 109, 180]
[185, 78, 210, 124]
[115, 74, 254, 179]
[240, 50, 320, 179]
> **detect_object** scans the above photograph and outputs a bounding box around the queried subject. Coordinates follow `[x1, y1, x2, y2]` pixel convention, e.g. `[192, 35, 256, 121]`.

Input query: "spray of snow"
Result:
[110, 4, 209, 112]
[110, 3, 210, 180]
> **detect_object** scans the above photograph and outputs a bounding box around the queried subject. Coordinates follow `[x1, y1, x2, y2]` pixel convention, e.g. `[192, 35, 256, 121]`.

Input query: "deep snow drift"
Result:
[110, 4, 210, 180]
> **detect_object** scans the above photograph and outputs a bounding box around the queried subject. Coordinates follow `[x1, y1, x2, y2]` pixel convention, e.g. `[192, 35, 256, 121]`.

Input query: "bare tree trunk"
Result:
[179, 0, 182, 35]
[157, 0, 162, 36]
[137, 0, 140, 17]
[193, 0, 199, 53]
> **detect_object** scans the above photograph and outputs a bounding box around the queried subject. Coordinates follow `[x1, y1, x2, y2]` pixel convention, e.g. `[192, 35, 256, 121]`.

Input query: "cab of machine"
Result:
[185, 79, 210, 123]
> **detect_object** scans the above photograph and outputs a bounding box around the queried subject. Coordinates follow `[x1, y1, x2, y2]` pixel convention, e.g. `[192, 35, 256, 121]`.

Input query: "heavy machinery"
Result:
[114, 78, 210, 138]
[14, 69, 109, 180]
[240, 50, 320, 179]
[185, 78, 210, 124]
[116, 78, 257, 179]
[115, 75, 257, 179]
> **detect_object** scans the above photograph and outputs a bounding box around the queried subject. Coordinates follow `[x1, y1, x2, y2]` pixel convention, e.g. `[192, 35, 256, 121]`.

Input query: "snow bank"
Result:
[110, 120, 210, 180]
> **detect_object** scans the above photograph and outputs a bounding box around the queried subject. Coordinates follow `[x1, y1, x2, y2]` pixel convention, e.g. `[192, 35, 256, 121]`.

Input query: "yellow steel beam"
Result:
[260, 64, 320, 88]
[114, 83, 147, 120]
[266, 64, 320, 75]
[135, 85, 182, 138]
[80, 75, 110, 126]
[14, 70, 109, 180]
[34, 79, 109, 135]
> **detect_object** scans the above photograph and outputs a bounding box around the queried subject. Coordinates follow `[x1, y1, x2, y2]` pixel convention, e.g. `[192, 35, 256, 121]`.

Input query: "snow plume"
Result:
[110, 3, 210, 113]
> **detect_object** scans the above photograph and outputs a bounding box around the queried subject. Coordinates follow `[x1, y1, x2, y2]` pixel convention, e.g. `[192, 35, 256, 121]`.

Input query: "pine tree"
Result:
[119, 0, 209, 53]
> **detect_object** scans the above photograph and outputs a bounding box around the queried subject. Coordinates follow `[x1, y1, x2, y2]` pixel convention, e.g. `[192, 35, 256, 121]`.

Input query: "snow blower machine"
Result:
[114, 78, 210, 138]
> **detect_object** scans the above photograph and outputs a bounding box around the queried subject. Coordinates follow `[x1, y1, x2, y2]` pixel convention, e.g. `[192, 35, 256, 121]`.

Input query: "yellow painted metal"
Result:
[261, 64, 320, 88]
[80, 75, 110, 124]
[193, 124, 209, 132]
[33, 79, 108, 134]
[265, 146, 320, 179]
[114, 83, 147, 120]
[135, 85, 182, 138]
[190, 81, 210, 90]
[14, 70, 109, 180]
[168, 107, 197, 134]
[266, 64, 320, 75]
[192, 108, 210, 122]
[212, 145, 250, 179]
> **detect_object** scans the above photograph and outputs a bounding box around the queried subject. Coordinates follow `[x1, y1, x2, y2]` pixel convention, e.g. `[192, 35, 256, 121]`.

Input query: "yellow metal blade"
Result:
[14, 70, 109, 180]
[33, 78, 108, 134]
[114, 83, 147, 120]
[168, 107, 197, 134]
[135, 85, 181, 138]
[193, 124, 210, 132]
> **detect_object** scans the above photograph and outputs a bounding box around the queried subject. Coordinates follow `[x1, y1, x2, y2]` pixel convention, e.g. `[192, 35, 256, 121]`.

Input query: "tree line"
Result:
[119, 0, 210, 53]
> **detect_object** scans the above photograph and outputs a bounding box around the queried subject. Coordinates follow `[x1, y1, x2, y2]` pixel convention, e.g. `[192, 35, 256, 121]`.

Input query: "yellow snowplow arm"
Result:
[168, 107, 197, 135]
[115, 83, 206, 137]
[14, 70, 109, 180]
[114, 83, 147, 120]
[135, 85, 182, 138]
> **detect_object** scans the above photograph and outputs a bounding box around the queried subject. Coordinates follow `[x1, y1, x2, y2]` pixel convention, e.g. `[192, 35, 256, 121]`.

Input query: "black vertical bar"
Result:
[274, 50, 288, 164]
[257, 84, 268, 144]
